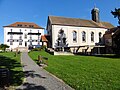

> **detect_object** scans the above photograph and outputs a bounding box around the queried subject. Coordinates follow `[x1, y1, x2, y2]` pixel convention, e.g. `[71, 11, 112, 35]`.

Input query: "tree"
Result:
[0, 44, 9, 52]
[111, 8, 120, 25]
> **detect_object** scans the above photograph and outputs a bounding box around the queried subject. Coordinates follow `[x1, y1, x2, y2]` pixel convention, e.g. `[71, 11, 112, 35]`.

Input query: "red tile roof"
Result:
[41, 35, 48, 42]
[4, 22, 44, 29]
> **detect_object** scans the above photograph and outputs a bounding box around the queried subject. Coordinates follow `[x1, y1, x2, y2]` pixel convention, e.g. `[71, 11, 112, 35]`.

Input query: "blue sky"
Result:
[0, 0, 119, 43]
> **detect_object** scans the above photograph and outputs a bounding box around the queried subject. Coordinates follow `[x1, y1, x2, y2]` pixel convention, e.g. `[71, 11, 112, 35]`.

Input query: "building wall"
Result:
[49, 25, 107, 48]
[4, 27, 44, 50]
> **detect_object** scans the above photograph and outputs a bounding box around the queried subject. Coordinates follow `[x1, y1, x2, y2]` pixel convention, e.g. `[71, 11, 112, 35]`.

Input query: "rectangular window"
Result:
[10, 29, 12, 32]
[19, 42, 22, 45]
[24, 34, 27, 39]
[10, 41, 13, 45]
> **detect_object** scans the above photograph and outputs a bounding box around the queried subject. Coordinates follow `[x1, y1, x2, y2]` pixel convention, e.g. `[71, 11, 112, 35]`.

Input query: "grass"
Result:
[0, 52, 24, 86]
[29, 50, 120, 90]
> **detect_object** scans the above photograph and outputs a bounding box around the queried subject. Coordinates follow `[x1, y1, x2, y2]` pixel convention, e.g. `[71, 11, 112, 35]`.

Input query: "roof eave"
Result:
[51, 23, 108, 29]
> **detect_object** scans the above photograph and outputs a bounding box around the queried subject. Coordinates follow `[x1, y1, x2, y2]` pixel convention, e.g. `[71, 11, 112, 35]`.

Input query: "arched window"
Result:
[82, 31, 86, 42]
[91, 32, 94, 42]
[99, 32, 102, 43]
[73, 31, 77, 42]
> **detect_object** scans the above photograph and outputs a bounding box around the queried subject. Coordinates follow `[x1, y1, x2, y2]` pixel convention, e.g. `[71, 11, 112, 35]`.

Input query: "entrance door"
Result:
[25, 42, 27, 47]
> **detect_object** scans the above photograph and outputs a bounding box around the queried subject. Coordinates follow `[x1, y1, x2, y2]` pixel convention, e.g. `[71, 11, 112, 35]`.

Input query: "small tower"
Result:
[91, 6, 100, 23]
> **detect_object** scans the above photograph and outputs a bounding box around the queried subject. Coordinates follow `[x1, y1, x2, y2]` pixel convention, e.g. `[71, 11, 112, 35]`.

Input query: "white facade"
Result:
[48, 25, 107, 49]
[4, 26, 44, 50]
[47, 7, 114, 54]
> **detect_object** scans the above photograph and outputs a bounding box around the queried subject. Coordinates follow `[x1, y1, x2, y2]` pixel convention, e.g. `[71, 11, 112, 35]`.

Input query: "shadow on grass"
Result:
[0, 55, 24, 86]
[94, 54, 120, 59]
[75, 53, 120, 59]
[16, 82, 46, 90]
[34, 59, 38, 63]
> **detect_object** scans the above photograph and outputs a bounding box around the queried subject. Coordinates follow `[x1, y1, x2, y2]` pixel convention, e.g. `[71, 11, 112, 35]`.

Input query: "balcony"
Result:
[28, 39, 40, 42]
[8, 32, 23, 35]
[28, 32, 41, 35]
[7, 39, 23, 42]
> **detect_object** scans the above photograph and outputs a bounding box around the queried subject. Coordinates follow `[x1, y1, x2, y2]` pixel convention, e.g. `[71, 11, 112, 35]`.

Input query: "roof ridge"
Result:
[49, 15, 81, 20]
[14, 22, 37, 24]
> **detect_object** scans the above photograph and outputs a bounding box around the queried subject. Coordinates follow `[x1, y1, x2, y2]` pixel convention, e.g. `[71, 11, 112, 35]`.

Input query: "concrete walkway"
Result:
[16, 52, 74, 90]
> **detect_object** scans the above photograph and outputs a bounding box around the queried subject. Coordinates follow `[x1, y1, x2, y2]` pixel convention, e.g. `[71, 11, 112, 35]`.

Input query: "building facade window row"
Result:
[9, 29, 40, 33]
[72, 31, 102, 43]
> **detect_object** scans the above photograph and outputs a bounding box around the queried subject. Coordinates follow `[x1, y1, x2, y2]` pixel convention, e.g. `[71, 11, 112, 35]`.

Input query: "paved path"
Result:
[16, 52, 74, 90]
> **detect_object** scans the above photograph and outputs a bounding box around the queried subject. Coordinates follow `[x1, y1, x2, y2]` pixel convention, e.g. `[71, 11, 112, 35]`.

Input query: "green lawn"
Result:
[29, 50, 120, 90]
[0, 52, 24, 86]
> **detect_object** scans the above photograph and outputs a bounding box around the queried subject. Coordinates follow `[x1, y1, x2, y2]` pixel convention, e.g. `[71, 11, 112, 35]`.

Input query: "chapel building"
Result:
[46, 7, 114, 54]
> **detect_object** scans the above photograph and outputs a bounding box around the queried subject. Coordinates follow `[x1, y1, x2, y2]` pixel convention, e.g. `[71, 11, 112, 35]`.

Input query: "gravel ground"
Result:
[16, 52, 74, 90]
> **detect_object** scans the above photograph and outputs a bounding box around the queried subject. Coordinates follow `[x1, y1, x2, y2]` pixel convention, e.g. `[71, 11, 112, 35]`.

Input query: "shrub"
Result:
[32, 48, 41, 51]
[41, 45, 46, 50]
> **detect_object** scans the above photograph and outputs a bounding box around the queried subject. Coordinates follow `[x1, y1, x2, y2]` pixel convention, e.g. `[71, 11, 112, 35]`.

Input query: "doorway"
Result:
[25, 42, 27, 47]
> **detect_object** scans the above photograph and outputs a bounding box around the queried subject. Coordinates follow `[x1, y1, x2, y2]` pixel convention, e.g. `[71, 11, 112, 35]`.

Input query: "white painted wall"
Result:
[4, 27, 44, 50]
[49, 25, 107, 48]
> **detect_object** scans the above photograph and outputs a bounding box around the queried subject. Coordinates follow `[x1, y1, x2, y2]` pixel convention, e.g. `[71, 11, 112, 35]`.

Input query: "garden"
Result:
[29, 50, 120, 90]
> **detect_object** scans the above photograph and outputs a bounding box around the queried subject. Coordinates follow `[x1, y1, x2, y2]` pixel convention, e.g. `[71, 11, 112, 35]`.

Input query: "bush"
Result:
[41, 45, 46, 50]
[18, 51, 21, 54]
[31, 45, 46, 51]
[32, 48, 41, 51]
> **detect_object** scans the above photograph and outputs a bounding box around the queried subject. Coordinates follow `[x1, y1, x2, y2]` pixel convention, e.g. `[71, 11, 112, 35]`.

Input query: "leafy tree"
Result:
[0, 44, 9, 52]
[111, 8, 120, 25]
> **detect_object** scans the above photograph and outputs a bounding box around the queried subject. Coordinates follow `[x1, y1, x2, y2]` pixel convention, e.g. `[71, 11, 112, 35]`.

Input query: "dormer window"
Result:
[25, 25, 27, 27]
[29, 25, 34, 28]
[17, 24, 22, 27]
